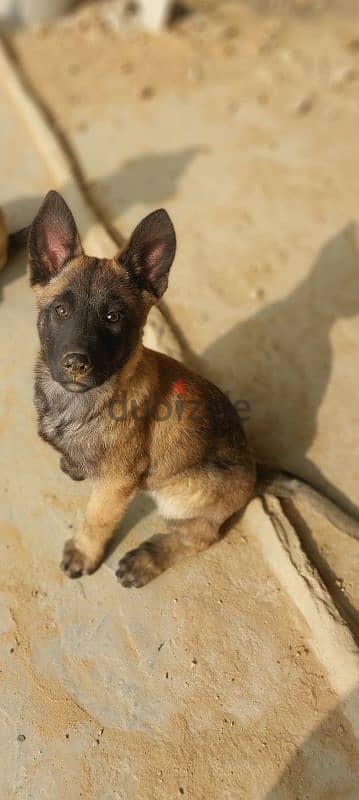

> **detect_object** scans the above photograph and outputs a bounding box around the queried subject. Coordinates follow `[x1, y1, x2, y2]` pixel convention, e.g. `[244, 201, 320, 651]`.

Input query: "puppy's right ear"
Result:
[120, 209, 176, 299]
[28, 190, 83, 286]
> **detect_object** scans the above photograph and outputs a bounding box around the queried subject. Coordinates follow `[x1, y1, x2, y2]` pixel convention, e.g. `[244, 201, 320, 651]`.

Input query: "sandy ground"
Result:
[0, 1, 358, 797]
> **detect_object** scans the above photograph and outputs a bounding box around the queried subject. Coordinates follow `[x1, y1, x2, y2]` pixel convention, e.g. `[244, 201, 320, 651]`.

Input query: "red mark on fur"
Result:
[172, 379, 186, 397]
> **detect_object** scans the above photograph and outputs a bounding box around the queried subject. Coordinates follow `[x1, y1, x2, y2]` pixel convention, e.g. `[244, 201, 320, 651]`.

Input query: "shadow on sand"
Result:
[201, 223, 359, 517]
[266, 688, 359, 799]
[0, 144, 201, 296]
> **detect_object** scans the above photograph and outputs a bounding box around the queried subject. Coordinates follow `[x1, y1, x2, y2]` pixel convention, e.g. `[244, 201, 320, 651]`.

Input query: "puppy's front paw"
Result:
[116, 542, 164, 588]
[61, 538, 98, 579]
[60, 456, 86, 481]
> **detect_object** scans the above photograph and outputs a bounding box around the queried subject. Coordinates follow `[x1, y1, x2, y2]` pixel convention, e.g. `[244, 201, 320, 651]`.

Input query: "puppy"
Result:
[29, 191, 257, 587]
[27, 191, 358, 587]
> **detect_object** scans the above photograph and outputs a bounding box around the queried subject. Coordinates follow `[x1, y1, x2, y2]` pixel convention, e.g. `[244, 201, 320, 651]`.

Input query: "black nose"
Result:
[62, 352, 92, 376]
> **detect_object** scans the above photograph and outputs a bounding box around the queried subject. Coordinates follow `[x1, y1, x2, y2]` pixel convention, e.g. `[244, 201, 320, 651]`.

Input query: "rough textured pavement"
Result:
[0, 3, 359, 798]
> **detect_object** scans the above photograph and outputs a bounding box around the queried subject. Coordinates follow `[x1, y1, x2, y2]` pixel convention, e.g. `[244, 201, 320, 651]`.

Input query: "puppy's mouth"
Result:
[61, 380, 94, 394]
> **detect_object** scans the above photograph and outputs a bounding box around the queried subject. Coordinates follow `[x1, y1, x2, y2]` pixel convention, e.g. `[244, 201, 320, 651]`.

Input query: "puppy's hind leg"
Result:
[116, 517, 220, 589]
[117, 461, 255, 588]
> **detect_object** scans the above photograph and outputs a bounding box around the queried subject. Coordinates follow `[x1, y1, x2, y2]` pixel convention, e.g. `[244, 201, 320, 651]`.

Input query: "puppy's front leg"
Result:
[61, 479, 135, 578]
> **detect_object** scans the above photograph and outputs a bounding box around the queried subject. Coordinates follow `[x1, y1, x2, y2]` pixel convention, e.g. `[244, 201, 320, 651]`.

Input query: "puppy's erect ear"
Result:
[120, 209, 176, 298]
[28, 190, 83, 286]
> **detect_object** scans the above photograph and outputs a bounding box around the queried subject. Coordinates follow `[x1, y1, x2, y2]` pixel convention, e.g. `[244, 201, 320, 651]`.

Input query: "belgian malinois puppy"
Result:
[30, 190, 257, 587]
[27, 191, 358, 587]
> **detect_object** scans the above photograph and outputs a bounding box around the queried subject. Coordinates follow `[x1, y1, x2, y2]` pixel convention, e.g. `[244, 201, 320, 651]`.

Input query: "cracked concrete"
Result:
[0, 2, 358, 798]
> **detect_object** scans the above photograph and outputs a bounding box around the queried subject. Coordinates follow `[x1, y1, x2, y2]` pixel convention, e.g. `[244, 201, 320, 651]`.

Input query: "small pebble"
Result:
[140, 86, 156, 100]
[125, 1, 139, 16]
[293, 94, 315, 116]
[222, 25, 239, 40]
[347, 37, 359, 52]
[293, 0, 313, 10]
[250, 287, 265, 300]
[68, 63, 80, 76]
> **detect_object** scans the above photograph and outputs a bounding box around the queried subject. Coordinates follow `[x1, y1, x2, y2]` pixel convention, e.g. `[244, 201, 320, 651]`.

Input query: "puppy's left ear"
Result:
[28, 190, 83, 286]
[120, 209, 176, 298]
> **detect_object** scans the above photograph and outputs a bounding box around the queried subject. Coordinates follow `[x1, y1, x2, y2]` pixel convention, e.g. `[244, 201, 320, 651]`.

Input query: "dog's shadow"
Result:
[108, 493, 157, 559]
[201, 223, 359, 516]
[0, 145, 201, 297]
[265, 687, 359, 799]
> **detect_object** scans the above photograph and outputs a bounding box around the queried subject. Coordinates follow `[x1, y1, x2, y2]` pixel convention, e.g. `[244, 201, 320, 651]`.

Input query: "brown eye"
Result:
[55, 304, 69, 318]
[106, 310, 120, 323]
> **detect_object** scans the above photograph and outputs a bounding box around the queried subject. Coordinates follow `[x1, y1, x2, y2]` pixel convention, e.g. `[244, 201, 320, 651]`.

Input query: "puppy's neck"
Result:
[113, 344, 158, 407]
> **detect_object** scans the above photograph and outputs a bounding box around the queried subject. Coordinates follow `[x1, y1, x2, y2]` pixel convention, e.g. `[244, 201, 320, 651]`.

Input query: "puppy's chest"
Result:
[35, 381, 108, 468]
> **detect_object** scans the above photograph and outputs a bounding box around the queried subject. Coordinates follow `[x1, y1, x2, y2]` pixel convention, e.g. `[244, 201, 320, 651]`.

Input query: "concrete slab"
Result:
[0, 3, 358, 798]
